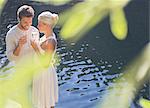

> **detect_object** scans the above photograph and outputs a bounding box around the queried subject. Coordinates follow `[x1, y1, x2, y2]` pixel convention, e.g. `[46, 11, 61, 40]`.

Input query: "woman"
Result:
[31, 11, 59, 108]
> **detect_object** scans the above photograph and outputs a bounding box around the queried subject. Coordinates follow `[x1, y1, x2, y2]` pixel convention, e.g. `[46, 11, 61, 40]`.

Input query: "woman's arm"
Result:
[40, 39, 56, 67]
[31, 39, 56, 67]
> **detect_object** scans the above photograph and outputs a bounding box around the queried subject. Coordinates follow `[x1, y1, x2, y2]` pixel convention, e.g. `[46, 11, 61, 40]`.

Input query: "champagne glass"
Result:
[31, 31, 38, 41]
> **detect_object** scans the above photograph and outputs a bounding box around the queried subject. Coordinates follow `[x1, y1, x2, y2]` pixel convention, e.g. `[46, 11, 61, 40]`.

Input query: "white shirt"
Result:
[6, 25, 39, 64]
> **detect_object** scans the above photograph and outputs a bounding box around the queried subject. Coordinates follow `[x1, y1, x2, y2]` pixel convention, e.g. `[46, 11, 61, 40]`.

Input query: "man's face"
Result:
[20, 17, 33, 30]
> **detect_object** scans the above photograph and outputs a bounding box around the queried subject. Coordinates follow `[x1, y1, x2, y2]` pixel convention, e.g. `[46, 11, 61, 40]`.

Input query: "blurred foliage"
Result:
[31, 0, 130, 41]
[0, 0, 149, 108]
[59, 0, 130, 41]
[0, 0, 129, 40]
[0, 58, 37, 108]
[98, 43, 150, 108]
[0, 54, 59, 108]
[140, 98, 150, 108]
[33, 0, 71, 5]
[110, 7, 127, 40]
[0, 0, 6, 14]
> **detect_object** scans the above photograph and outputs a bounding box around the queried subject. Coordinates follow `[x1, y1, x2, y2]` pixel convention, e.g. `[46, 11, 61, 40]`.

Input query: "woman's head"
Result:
[37, 11, 59, 32]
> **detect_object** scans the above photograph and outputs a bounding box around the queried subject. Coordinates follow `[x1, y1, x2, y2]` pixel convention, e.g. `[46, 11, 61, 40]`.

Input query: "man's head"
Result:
[17, 5, 34, 30]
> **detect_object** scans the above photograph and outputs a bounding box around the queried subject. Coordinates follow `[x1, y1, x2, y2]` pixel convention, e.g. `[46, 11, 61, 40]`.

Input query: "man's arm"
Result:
[6, 33, 18, 61]
[6, 34, 27, 61]
[13, 36, 27, 56]
[13, 43, 23, 56]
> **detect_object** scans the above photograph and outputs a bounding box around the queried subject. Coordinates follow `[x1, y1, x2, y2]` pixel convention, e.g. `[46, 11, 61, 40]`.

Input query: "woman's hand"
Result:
[31, 40, 39, 51]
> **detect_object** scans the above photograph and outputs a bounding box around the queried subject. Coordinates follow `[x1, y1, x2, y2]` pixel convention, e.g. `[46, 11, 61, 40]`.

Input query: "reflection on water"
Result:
[0, 31, 123, 108]
[0, 0, 149, 108]
[55, 38, 124, 108]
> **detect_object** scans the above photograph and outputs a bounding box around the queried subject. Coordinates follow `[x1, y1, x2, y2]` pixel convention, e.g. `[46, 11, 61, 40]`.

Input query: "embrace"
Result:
[5, 5, 59, 108]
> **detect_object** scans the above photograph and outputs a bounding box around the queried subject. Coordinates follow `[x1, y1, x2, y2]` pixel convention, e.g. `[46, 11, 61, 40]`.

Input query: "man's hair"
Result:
[17, 5, 34, 21]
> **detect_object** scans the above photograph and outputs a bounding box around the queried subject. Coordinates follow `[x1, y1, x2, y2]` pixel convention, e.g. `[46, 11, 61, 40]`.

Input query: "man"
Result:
[5, 5, 39, 108]
[6, 5, 39, 63]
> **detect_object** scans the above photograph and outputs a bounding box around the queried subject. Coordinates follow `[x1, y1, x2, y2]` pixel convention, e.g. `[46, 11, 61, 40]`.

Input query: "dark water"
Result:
[0, 0, 149, 108]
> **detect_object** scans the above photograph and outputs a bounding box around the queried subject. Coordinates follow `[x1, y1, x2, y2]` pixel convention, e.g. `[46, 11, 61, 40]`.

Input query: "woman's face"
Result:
[37, 21, 48, 33]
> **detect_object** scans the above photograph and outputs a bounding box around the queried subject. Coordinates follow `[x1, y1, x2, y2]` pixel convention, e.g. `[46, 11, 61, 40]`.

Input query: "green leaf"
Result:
[109, 0, 130, 9]
[32, 0, 71, 5]
[0, 0, 5, 6]
[98, 43, 150, 108]
[60, 8, 94, 40]
[110, 7, 128, 40]
[49, 0, 71, 5]
[140, 98, 150, 108]
[0, 0, 6, 13]
[60, 1, 108, 41]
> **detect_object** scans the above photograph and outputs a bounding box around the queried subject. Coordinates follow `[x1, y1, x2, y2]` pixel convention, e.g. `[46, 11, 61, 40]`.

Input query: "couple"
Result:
[5, 5, 58, 108]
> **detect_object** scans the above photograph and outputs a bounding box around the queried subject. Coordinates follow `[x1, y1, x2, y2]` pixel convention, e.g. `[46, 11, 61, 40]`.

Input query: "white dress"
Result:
[32, 34, 58, 108]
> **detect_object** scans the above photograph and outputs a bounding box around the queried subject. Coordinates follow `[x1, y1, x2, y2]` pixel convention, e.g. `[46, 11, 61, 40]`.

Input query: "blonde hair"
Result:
[38, 11, 59, 28]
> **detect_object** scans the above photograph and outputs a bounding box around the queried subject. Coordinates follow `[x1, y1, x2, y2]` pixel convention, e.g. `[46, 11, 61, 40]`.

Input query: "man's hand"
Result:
[18, 36, 27, 47]
[13, 36, 27, 56]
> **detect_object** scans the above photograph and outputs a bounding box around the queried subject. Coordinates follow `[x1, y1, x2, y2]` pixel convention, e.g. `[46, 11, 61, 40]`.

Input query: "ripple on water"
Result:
[0, 31, 122, 108]
[56, 40, 121, 108]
